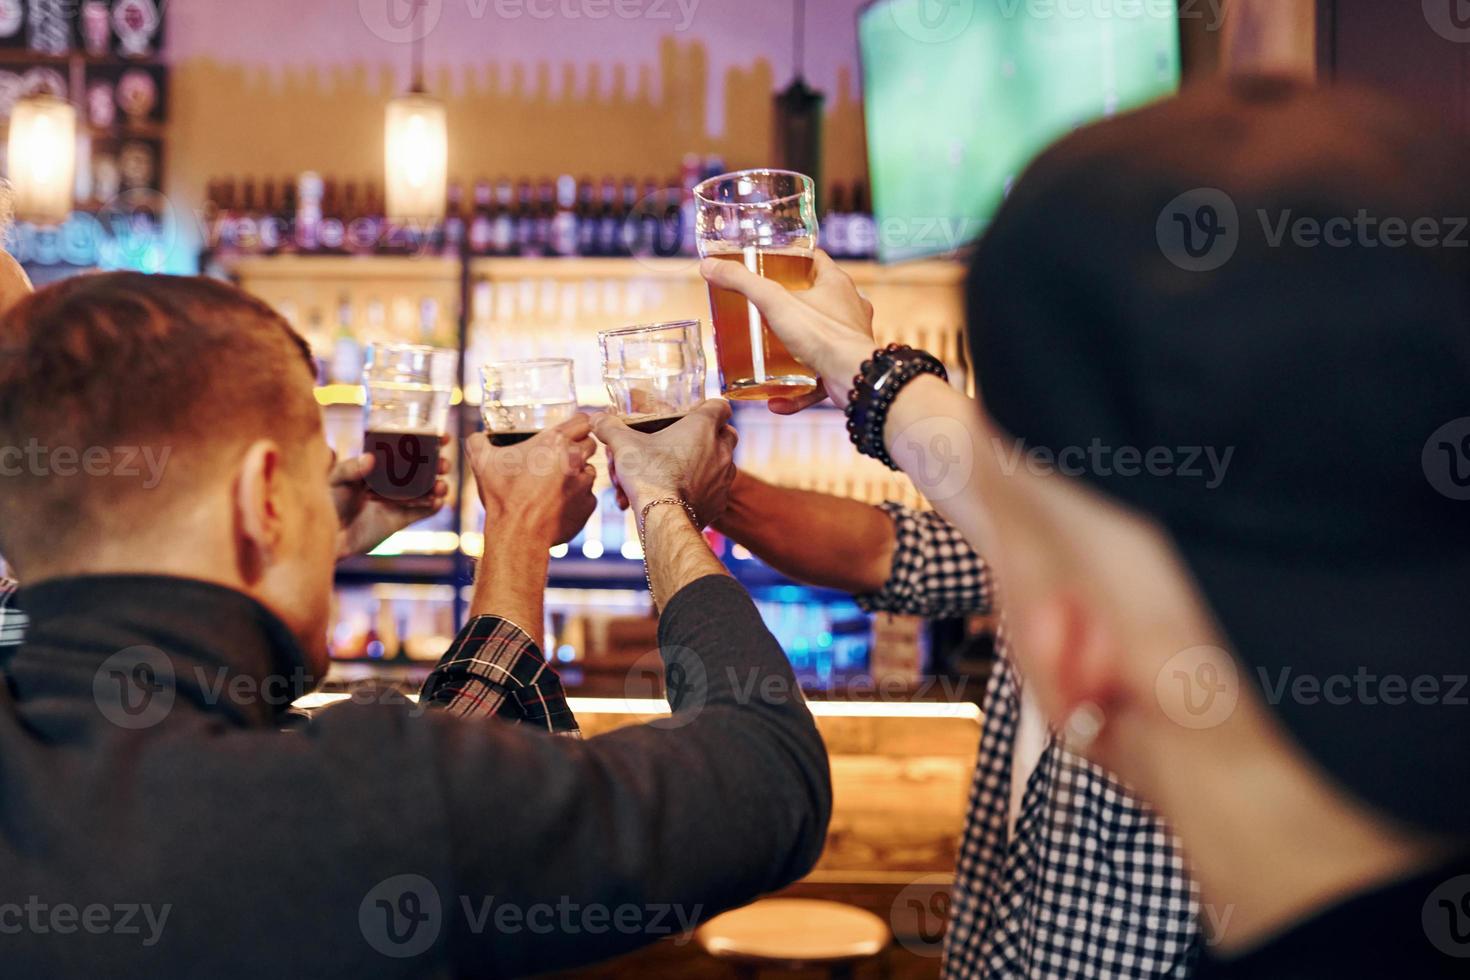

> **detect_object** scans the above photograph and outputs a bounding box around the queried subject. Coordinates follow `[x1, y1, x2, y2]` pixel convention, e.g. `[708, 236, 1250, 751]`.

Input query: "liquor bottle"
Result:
[596, 177, 620, 257]
[296, 172, 324, 252]
[468, 179, 493, 256]
[532, 178, 555, 257]
[490, 178, 515, 256]
[550, 174, 579, 257]
[278, 178, 299, 254]
[513, 180, 537, 256]
[320, 177, 346, 254]
[352, 181, 382, 256]
[260, 178, 285, 254]
[575, 176, 598, 257]
[824, 183, 850, 259]
[419, 297, 441, 346]
[330, 295, 362, 385]
[210, 177, 236, 255]
[637, 176, 663, 257]
[442, 179, 466, 257]
[848, 180, 877, 260]
[617, 176, 639, 257]
[235, 177, 260, 254]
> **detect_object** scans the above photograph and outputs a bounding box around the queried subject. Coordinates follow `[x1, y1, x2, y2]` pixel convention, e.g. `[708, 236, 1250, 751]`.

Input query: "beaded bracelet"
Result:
[843, 344, 949, 469]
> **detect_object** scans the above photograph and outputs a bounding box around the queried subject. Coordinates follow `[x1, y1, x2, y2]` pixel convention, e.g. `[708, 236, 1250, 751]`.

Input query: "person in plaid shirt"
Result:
[703, 77, 1470, 978]
[0, 256, 576, 735]
[0, 273, 831, 976]
[715, 472, 1198, 977]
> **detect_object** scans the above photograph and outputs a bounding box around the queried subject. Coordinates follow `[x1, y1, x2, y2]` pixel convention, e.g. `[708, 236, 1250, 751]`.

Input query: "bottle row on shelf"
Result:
[204, 161, 882, 261]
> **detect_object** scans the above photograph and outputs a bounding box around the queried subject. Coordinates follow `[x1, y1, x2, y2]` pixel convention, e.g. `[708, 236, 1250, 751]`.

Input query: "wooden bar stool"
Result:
[695, 898, 892, 980]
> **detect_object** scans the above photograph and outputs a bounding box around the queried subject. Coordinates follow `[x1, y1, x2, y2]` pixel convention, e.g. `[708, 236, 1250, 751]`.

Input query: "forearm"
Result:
[643, 501, 728, 611]
[715, 471, 896, 595]
[469, 525, 551, 648]
[884, 373, 1005, 562]
[435, 575, 831, 975]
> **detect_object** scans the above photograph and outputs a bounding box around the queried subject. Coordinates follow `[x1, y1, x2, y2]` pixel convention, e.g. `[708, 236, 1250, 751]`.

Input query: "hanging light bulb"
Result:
[383, 4, 447, 223]
[385, 92, 448, 222]
[7, 93, 77, 225]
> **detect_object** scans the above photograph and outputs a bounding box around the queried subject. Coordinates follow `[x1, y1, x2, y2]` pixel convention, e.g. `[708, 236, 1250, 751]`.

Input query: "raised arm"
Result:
[699, 252, 1013, 567]
[399, 401, 831, 975]
[417, 416, 597, 734]
[714, 470, 897, 596]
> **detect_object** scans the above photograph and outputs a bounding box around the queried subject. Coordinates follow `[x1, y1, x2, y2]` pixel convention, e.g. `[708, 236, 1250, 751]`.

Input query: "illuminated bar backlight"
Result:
[293, 692, 980, 721]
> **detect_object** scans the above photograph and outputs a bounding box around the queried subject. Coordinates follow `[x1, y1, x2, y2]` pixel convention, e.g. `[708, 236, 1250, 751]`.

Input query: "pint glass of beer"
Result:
[694, 169, 819, 401]
[598, 320, 706, 432]
[362, 344, 456, 501]
[480, 358, 579, 445]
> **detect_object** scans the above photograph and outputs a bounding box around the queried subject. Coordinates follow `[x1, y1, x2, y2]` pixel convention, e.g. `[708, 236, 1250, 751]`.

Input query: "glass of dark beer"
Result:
[362, 343, 456, 501]
[480, 358, 579, 445]
[694, 169, 820, 401]
[598, 320, 706, 432]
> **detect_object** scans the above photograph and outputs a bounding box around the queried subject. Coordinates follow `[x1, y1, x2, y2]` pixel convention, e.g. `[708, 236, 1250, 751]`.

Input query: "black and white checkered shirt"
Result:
[858, 504, 1200, 978]
[0, 575, 577, 736]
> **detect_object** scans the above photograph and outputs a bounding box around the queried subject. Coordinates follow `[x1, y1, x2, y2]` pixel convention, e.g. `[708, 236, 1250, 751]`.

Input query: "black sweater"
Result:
[1194, 855, 1470, 979]
[0, 573, 831, 978]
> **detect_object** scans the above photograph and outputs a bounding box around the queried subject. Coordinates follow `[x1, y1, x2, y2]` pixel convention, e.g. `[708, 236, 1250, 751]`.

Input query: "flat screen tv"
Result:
[858, 0, 1182, 262]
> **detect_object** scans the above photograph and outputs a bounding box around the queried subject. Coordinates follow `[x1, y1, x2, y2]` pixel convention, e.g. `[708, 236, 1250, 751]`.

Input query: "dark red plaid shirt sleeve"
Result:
[419, 615, 581, 738]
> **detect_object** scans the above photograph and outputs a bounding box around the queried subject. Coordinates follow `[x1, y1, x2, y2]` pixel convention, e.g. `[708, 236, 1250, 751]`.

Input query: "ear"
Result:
[1013, 589, 1124, 725]
[235, 439, 285, 583]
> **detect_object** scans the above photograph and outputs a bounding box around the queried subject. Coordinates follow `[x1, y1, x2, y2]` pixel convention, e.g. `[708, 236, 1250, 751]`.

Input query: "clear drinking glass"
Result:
[480, 358, 579, 445]
[598, 320, 706, 432]
[694, 168, 820, 401]
[362, 343, 456, 501]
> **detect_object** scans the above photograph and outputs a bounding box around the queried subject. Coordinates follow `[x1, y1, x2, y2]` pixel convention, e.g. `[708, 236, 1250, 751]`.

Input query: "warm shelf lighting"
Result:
[384, 92, 448, 223]
[7, 94, 77, 224]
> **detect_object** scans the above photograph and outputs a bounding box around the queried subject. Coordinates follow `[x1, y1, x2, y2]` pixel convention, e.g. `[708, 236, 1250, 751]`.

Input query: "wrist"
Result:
[482, 506, 558, 554]
[627, 483, 680, 516]
[821, 338, 874, 395]
[710, 471, 750, 533]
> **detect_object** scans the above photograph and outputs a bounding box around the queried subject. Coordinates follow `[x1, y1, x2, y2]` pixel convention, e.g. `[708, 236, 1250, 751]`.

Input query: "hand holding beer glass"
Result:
[362, 343, 456, 501]
[598, 319, 707, 432]
[695, 169, 820, 401]
[480, 358, 580, 445]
